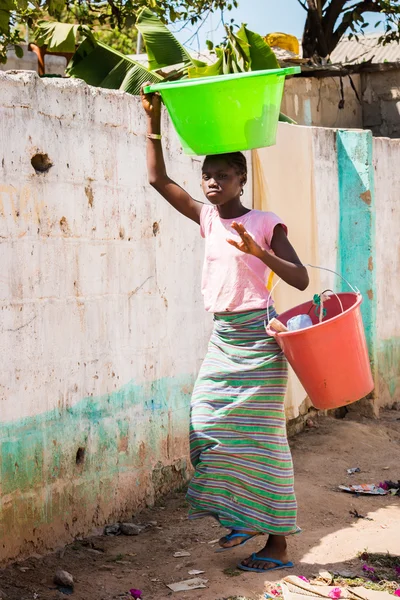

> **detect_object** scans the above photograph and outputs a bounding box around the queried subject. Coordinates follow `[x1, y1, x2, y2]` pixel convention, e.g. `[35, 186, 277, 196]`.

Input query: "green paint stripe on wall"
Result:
[336, 129, 377, 364]
[0, 374, 193, 500]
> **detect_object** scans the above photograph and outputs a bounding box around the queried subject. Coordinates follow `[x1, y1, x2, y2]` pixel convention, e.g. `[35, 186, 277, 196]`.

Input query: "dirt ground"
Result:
[1, 412, 399, 600]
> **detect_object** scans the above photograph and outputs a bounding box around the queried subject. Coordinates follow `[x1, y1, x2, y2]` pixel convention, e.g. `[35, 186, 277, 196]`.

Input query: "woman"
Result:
[141, 86, 309, 573]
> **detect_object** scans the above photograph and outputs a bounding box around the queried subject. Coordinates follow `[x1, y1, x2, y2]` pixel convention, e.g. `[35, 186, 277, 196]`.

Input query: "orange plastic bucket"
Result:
[266, 292, 374, 410]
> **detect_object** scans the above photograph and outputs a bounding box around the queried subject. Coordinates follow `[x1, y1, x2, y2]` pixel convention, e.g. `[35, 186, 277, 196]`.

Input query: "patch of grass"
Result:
[223, 567, 242, 577]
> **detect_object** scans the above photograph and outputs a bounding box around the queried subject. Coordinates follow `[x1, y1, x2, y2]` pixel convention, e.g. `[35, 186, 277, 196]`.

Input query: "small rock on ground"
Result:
[119, 523, 142, 536]
[54, 568, 74, 589]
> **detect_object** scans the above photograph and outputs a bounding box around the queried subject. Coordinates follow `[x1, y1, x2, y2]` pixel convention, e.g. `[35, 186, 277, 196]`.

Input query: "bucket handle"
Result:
[266, 264, 360, 328]
[305, 264, 360, 295]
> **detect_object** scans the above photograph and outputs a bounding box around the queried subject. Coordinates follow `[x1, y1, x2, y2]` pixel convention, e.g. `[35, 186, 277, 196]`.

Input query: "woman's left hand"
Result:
[227, 222, 264, 258]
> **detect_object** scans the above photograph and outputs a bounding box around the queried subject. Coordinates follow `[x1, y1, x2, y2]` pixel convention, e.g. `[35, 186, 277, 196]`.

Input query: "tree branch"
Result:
[296, 0, 308, 10]
[330, 1, 383, 50]
[306, 0, 330, 56]
[323, 0, 349, 37]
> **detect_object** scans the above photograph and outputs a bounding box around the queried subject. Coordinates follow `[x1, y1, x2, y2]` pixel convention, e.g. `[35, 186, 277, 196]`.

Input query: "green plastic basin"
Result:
[145, 67, 300, 156]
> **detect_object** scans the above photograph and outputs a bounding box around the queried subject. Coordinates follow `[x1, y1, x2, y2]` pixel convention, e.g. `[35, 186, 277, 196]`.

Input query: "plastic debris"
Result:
[166, 578, 208, 592]
[208, 538, 220, 545]
[188, 570, 205, 575]
[347, 468, 361, 475]
[287, 314, 313, 331]
[379, 480, 400, 496]
[173, 551, 191, 558]
[338, 484, 388, 495]
[129, 590, 142, 599]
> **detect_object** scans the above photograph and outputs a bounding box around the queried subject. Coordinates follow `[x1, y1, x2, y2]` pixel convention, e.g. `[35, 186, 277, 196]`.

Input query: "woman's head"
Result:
[201, 152, 247, 206]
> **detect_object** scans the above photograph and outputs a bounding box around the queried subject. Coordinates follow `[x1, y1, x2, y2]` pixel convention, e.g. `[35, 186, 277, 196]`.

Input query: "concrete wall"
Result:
[373, 137, 400, 407]
[0, 71, 226, 563]
[362, 70, 400, 138]
[283, 68, 400, 138]
[254, 123, 400, 419]
[1, 69, 399, 563]
[282, 74, 363, 130]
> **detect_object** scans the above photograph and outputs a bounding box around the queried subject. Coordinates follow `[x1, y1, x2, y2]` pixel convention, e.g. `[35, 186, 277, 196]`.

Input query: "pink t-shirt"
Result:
[200, 205, 287, 313]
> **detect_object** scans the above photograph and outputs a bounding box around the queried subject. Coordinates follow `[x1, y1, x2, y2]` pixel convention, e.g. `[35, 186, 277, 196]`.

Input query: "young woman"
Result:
[141, 86, 309, 573]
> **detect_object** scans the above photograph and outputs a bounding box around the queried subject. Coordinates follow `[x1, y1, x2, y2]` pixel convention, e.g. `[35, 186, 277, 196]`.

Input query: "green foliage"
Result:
[95, 28, 138, 56]
[33, 21, 93, 52]
[188, 23, 278, 77]
[136, 7, 202, 70]
[302, 0, 400, 59]
[64, 10, 293, 123]
[66, 37, 162, 94]
[0, 0, 237, 64]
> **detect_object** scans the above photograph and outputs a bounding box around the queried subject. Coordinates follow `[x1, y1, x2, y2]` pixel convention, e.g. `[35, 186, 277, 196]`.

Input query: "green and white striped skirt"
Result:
[187, 308, 299, 536]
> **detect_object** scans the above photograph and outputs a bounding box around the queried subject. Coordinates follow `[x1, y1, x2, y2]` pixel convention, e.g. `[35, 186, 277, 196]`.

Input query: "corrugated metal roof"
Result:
[331, 33, 400, 64]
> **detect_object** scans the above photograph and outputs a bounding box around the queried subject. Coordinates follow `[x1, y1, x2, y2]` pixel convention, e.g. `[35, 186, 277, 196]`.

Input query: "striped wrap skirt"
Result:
[186, 308, 299, 536]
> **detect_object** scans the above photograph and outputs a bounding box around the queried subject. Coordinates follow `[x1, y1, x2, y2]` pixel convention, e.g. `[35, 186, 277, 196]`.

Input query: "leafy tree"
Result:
[299, 0, 400, 60]
[0, 0, 238, 63]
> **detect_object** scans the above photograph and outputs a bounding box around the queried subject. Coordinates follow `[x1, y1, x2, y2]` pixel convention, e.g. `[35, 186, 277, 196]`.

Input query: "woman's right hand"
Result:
[141, 82, 161, 122]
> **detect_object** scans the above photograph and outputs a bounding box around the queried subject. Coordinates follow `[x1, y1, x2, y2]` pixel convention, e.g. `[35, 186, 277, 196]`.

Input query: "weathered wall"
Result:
[282, 74, 363, 129]
[1, 68, 399, 563]
[254, 123, 400, 419]
[283, 68, 400, 139]
[0, 71, 230, 563]
[362, 69, 400, 138]
[373, 137, 400, 408]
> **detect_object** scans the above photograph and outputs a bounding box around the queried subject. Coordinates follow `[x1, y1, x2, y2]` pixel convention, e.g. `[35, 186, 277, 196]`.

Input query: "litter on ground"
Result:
[166, 577, 208, 592]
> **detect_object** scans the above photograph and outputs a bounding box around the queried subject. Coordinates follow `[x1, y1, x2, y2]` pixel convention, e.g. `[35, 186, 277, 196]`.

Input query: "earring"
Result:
[240, 188, 244, 196]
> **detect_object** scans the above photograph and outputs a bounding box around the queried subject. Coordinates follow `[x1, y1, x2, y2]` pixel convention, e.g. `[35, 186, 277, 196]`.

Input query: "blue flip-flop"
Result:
[215, 531, 259, 553]
[238, 555, 294, 573]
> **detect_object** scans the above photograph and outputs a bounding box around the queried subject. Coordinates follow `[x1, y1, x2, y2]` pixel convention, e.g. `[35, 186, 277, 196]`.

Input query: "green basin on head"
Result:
[145, 67, 301, 156]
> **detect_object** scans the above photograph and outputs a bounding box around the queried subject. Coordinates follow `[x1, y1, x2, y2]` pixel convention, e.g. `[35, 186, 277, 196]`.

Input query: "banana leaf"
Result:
[136, 7, 205, 71]
[226, 27, 250, 71]
[278, 112, 297, 124]
[66, 38, 161, 95]
[188, 49, 223, 78]
[33, 21, 93, 53]
[236, 25, 279, 71]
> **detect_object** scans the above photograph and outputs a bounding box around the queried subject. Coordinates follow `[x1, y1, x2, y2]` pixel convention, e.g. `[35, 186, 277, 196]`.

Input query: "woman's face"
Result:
[201, 158, 245, 206]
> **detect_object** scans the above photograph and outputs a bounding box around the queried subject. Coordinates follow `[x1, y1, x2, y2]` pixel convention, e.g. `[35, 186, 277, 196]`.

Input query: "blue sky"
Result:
[171, 0, 383, 52]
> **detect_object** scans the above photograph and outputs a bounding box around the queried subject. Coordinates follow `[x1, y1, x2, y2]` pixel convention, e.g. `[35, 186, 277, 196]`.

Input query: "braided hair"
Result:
[203, 152, 248, 185]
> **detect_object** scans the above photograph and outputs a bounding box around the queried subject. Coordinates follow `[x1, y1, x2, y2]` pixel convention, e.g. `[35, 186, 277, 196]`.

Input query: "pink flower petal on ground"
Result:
[299, 576, 310, 583]
[271, 589, 281, 596]
[362, 564, 375, 573]
[129, 590, 142, 599]
[394, 590, 400, 597]
[328, 588, 342, 599]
